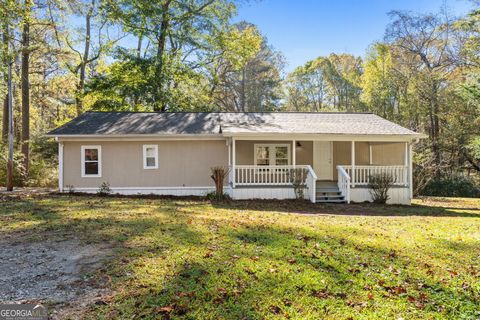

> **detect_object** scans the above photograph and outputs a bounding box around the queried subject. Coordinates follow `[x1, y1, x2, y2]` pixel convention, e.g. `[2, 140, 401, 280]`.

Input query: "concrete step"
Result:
[317, 195, 345, 200]
[316, 189, 341, 194]
[315, 199, 347, 203]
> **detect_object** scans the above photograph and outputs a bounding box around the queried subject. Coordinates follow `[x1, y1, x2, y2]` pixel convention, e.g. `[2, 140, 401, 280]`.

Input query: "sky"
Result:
[234, 0, 475, 71]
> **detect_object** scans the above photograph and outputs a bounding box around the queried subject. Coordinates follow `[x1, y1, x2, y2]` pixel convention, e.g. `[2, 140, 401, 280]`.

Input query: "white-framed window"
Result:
[254, 144, 291, 166]
[81, 145, 101, 178]
[143, 144, 158, 169]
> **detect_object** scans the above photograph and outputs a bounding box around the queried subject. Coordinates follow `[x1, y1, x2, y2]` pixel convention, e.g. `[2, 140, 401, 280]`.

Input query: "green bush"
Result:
[420, 173, 480, 198]
[368, 173, 395, 204]
[206, 191, 231, 201]
[0, 141, 58, 188]
[97, 182, 112, 196]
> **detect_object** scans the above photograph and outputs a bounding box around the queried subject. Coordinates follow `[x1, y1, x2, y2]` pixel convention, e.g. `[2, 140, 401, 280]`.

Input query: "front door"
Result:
[313, 141, 333, 180]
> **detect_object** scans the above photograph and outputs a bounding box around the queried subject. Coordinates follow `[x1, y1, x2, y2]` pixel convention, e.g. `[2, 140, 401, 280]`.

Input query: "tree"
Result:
[208, 22, 283, 111]
[21, 0, 32, 178]
[285, 58, 331, 112]
[362, 43, 398, 119]
[104, 0, 236, 112]
[285, 54, 363, 112]
[386, 10, 457, 169]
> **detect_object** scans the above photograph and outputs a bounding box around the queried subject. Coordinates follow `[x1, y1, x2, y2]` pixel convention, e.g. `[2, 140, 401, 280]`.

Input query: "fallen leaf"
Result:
[156, 305, 174, 313]
[269, 305, 282, 315]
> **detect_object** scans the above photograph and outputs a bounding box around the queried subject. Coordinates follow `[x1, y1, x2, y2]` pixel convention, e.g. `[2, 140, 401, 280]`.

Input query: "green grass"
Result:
[1, 195, 479, 319]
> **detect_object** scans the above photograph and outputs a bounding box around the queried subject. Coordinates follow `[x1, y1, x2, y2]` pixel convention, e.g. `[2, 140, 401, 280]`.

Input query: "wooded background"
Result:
[1, 0, 479, 196]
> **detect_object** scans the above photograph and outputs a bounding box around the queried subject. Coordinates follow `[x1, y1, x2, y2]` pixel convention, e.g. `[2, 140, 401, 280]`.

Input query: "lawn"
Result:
[0, 195, 479, 319]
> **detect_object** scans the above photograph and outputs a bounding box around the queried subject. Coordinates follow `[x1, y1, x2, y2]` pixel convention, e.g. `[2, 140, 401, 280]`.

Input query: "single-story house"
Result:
[46, 112, 426, 204]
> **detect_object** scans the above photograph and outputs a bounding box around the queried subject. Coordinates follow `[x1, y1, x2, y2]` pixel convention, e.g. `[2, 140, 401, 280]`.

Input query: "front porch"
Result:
[227, 139, 413, 204]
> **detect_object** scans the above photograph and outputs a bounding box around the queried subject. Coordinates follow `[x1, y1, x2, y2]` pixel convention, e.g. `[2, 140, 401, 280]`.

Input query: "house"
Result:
[46, 112, 426, 204]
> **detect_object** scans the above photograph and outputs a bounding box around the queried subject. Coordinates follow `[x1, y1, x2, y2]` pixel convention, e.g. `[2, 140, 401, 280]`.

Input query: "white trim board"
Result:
[70, 186, 222, 196]
[58, 142, 64, 192]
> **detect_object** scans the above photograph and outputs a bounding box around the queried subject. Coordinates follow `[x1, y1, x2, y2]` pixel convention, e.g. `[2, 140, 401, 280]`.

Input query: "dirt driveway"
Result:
[0, 233, 113, 318]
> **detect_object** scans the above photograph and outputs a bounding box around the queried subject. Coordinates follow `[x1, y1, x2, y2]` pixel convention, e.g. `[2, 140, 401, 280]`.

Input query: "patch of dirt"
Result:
[0, 235, 114, 317]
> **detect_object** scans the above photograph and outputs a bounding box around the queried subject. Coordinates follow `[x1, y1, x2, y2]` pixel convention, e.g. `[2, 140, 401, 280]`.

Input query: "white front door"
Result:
[313, 141, 333, 180]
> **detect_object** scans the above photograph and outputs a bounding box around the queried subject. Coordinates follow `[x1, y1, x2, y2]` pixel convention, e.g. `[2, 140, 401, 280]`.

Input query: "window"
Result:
[254, 144, 290, 166]
[143, 145, 158, 169]
[81, 146, 101, 177]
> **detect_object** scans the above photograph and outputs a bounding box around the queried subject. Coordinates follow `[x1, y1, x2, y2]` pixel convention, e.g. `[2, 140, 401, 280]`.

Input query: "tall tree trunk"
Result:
[240, 67, 246, 112]
[430, 80, 441, 171]
[155, 0, 172, 112]
[6, 23, 14, 191]
[76, 0, 94, 116]
[21, 0, 31, 180]
[2, 26, 9, 140]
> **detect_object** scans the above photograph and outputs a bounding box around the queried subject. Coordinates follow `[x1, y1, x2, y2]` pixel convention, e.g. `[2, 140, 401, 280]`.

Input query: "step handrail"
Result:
[336, 165, 351, 204]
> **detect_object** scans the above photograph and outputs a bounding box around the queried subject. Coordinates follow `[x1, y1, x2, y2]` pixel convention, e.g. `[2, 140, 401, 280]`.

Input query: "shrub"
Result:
[66, 185, 75, 194]
[368, 173, 395, 204]
[97, 182, 111, 196]
[289, 168, 307, 200]
[0, 141, 57, 188]
[206, 191, 231, 201]
[210, 166, 230, 198]
[420, 173, 480, 198]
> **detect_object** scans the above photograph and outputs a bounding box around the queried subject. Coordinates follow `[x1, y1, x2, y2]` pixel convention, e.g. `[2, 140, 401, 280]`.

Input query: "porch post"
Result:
[351, 141, 355, 188]
[409, 142, 413, 199]
[292, 139, 296, 167]
[232, 138, 236, 188]
[404, 142, 408, 187]
[58, 141, 64, 192]
[369, 143, 373, 165]
[227, 139, 231, 186]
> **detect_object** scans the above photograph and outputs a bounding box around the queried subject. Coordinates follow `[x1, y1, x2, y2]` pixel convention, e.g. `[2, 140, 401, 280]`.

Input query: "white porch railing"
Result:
[234, 165, 309, 186]
[232, 165, 317, 203]
[337, 166, 351, 204]
[341, 165, 408, 186]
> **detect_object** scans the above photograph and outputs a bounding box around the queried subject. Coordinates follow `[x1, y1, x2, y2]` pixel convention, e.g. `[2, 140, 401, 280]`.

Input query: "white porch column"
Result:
[404, 142, 409, 187]
[292, 139, 296, 167]
[409, 142, 413, 199]
[227, 139, 232, 186]
[369, 143, 373, 165]
[351, 141, 355, 188]
[58, 141, 64, 192]
[232, 138, 236, 188]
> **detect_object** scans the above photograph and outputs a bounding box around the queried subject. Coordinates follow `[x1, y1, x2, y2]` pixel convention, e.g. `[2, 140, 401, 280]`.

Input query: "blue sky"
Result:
[234, 0, 475, 71]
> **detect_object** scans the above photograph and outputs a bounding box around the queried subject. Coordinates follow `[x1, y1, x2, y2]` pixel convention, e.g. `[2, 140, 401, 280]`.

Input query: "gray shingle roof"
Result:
[47, 112, 422, 136]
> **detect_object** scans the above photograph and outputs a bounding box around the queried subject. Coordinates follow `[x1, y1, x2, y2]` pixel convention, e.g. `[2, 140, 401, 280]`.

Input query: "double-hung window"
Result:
[143, 145, 158, 169]
[254, 144, 290, 166]
[81, 146, 101, 177]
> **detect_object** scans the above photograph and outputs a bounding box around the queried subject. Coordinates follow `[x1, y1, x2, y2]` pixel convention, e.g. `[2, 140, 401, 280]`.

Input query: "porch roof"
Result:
[47, 111, 425, 138]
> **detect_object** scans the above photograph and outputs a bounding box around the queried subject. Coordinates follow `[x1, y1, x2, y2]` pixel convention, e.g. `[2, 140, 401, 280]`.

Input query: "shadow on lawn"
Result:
[97, 217, 480, 319]
[2, 195, 479, 318]
[212, 199, 480, 218]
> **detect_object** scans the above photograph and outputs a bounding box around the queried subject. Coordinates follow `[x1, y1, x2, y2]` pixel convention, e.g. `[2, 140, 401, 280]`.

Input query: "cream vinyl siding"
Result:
[63, 140, 228, 188]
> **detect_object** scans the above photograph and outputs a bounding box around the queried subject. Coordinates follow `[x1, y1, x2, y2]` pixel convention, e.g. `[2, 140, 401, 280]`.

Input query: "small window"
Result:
[275, 146, 289, 165]
[254, 144, 291, 166]
[143, 145, 158, 169]
[81, 146, 101, 177]
[255, 146, 270, 166]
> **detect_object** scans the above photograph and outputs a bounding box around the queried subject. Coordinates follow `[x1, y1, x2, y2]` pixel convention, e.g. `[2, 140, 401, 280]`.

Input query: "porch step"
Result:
[316, 199, 347, 203]
[316, 189, 341, 194]
[315, 185, 346, 203]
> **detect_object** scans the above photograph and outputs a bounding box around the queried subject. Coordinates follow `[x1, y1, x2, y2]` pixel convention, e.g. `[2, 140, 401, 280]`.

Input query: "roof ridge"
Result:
[84, 111, 375, 115]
